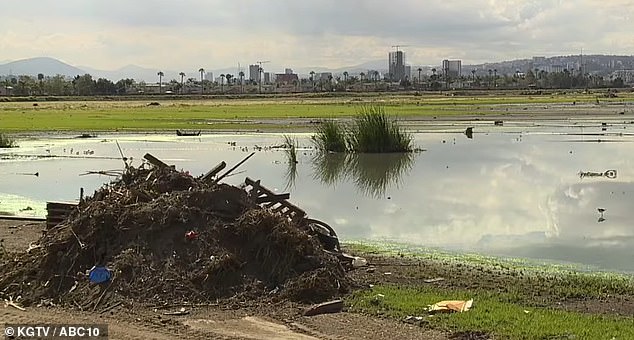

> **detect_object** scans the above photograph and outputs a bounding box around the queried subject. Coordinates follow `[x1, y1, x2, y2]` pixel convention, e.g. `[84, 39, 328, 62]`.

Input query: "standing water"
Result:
[1, 118, 633, 272]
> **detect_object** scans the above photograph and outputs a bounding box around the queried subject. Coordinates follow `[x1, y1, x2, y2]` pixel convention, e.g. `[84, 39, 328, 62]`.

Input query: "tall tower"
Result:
[249, 64, 260, 82]
[389, 51, 406, 81]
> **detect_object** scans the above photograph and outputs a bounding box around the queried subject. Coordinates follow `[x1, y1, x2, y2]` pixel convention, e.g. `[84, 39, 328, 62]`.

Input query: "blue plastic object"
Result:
[89, 266, 111, 284]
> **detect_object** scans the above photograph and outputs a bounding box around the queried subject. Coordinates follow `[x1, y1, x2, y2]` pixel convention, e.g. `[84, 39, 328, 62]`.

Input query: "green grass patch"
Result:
[2, 93, 632, 132]
[344, 241, 634, 300]
[349, 285, 634, 340]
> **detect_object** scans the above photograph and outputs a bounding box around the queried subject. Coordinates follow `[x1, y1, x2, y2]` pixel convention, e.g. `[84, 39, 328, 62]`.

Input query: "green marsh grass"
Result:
[311, 120, 347, 152]
[2, 93, 633, 131]
[312, 105, 413, 153]
[346, 105, 412, 153]
[282, 135, 298, 189]
[0, 133, 15, 148]
[349, 285, 634, 340]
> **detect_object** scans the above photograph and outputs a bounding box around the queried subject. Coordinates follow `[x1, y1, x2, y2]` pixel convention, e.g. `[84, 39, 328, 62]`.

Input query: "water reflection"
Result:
[4, 123, 634, 272]
[311, 152, 415, 198]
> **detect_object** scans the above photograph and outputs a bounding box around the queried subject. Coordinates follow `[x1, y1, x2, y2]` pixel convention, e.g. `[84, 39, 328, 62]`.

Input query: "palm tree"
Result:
[179, 72, 186, 94]
[226, 74, 233, 88]
[198, 68, 205, 94]
[343, 71, 349, 90]
[493, 69, 498, 88]
[488, 69, 493, 88]
[359, 72, 365, 81]
[157, 71, 164, 94]
[417, 68, 422, 88]
[309, 71, 315, 91]
[471, 69, 476, 81]
[37, 73, 44, 95]
[238, 71, 245, 93]
[220, 74, 225, 93]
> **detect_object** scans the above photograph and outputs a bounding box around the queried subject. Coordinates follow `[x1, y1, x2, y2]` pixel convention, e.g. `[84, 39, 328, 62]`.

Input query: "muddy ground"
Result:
[1, 220, 450, 340]
[3, 219, 633, 339]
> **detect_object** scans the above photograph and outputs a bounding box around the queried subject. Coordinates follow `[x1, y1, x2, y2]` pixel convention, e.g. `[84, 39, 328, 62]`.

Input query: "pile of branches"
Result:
[0, 163, 349, 310]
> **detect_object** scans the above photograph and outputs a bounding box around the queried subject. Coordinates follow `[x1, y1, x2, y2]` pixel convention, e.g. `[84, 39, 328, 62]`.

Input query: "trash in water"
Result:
[465, 127, 473, 139]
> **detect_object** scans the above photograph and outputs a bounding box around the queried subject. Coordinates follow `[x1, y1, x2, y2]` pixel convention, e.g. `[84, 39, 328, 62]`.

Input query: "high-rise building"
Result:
[389, 51, 407, 81]
[442, 60, 462, 78]
[249, 64, 261, 82]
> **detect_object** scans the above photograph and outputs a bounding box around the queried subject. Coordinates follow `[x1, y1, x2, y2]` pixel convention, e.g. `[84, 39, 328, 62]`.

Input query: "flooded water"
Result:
[2, 118, 634, 272]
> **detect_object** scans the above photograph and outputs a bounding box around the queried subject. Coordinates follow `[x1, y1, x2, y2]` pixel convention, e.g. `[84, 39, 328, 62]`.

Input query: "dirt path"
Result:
[1, 303, 448, 340]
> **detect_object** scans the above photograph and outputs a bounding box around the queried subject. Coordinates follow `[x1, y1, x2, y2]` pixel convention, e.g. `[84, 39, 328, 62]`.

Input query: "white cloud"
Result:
[1, 0, 634, 70]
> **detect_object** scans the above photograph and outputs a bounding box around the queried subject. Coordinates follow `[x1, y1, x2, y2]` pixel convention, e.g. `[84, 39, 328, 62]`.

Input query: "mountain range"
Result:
[0, 57, 388, 83]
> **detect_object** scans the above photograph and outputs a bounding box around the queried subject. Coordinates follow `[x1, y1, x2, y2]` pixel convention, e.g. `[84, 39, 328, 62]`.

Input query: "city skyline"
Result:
[1, 1, 634, 72]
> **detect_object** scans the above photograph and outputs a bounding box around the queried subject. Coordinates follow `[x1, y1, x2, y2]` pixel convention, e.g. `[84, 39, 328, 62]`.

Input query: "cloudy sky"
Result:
[1, 0, 633, 71]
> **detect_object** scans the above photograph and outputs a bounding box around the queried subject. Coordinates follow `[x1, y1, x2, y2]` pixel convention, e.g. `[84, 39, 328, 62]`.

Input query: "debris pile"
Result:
[0, 161, 350, 310]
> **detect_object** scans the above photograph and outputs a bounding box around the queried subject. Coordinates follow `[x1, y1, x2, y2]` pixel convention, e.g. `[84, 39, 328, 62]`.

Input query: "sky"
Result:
[1, 0, 633, 72]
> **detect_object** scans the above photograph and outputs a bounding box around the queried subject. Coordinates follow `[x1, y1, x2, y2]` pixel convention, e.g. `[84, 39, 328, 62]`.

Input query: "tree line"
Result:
[0, 69, 629, 97]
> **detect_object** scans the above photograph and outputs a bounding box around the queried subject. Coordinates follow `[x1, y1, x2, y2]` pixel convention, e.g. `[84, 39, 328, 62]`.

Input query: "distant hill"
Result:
[80, 64, 169, 83]
[0, 57, 86, 77]
[464, 54, 634, 77]
[3, 54, 633, 82]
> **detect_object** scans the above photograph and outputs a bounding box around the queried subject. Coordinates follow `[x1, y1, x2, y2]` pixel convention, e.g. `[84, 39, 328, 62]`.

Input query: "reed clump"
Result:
[312, 105, 412, 153]
[0, 133, 15, 148]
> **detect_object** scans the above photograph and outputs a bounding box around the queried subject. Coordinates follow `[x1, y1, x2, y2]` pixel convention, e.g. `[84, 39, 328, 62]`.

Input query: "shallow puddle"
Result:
[1, 118, 634, 272]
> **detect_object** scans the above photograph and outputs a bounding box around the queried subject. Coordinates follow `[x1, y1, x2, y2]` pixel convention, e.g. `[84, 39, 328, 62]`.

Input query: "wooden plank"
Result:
[143, 153, 170, 168]
[244, 176, 307, 219]
[46, 201, 78, 209]
[256, 193, 290, 204]
[303, 300, 344, 316]
[0, 215, 46, 221]
[201, 161, 227, 182]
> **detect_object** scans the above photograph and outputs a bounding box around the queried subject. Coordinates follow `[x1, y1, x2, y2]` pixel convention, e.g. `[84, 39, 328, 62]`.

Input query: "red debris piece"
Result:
[185, 231, 199, 240]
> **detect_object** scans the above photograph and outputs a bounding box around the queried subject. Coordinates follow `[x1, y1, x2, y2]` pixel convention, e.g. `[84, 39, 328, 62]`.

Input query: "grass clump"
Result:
[283, 135, 298, 164]
[312, 105, 412, 153]
[311, 120, 347, 152]
[282, 135, 299, 190]
[347, 106, 412, 153]
[0, 133, 15, 148]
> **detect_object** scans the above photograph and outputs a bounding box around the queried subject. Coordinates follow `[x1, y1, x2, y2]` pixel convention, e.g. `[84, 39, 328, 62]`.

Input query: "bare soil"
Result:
[4, 218, 633, 339]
